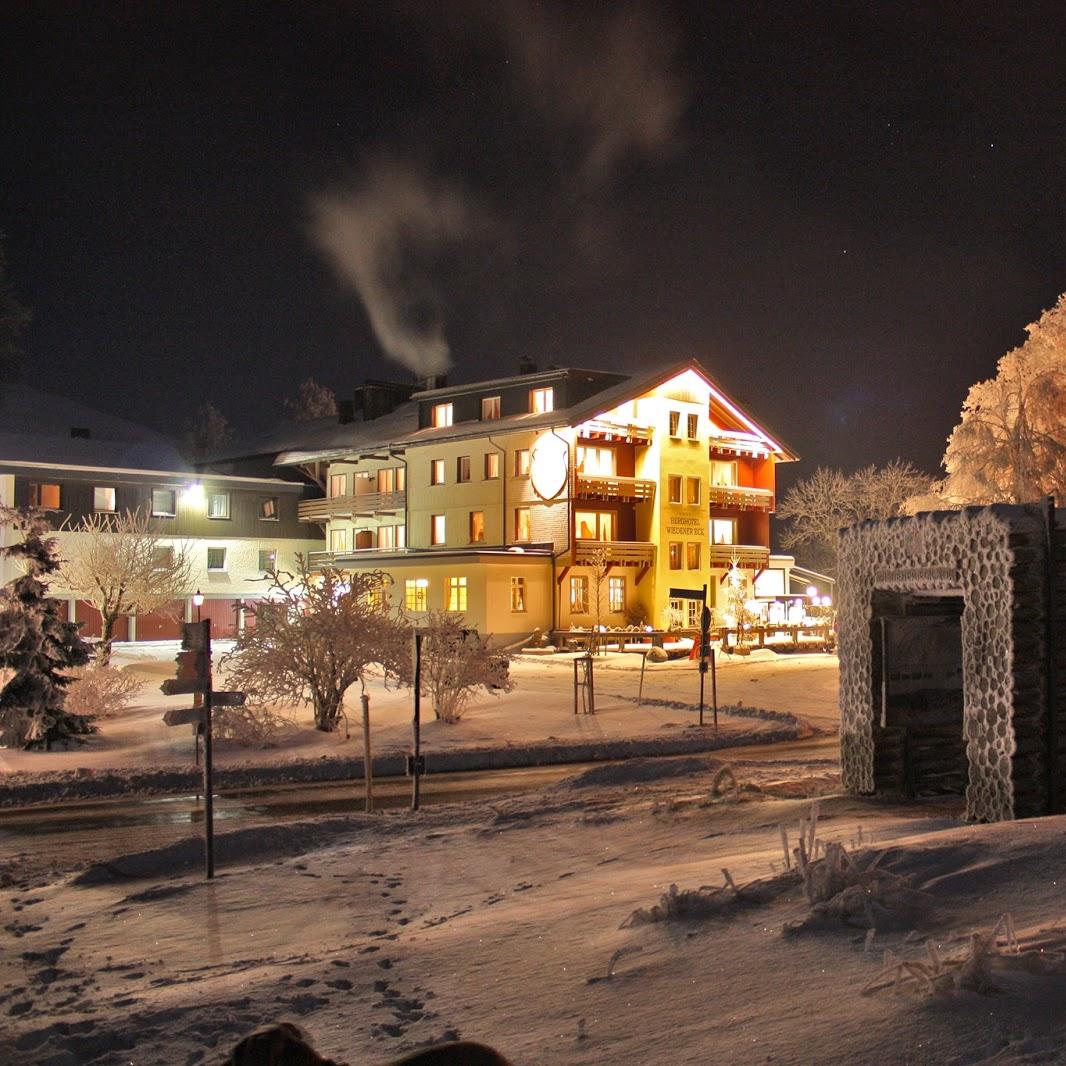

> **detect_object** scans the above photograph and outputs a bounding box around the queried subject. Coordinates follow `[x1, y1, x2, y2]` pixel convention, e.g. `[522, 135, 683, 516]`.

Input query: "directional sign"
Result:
[211, 690, 246, 707]
[163, 706, 205, 727]
[668, 587, 706, 601]
[161, 677, 209, 696]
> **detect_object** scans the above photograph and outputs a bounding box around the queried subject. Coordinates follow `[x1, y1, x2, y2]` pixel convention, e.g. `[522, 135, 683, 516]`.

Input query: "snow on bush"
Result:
[212, 701, 295, 747]
[65, 665, 142, 719]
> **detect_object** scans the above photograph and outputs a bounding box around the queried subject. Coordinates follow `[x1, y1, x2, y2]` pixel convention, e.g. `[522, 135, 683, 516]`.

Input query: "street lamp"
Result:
[193, 589, 204, 622]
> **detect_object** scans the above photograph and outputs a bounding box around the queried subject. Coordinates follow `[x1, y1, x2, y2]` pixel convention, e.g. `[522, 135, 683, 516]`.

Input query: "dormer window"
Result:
[529, 387, 554, 414]
[432, 403, 453, 428]
[481, 396, 501, 420]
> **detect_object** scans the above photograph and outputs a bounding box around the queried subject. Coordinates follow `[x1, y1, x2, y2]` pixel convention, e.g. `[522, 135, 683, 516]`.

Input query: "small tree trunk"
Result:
[314, 692, 339, 731]
[99, 613, 116, 667]
[361, 691, 373, 813]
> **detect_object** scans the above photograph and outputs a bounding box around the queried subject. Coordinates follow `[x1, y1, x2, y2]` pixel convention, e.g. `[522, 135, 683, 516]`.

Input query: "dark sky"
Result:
[2, 1, 1064, 491]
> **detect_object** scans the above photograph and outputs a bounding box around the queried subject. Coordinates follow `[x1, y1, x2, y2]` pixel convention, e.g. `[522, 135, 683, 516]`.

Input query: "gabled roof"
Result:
[275, 358, 797, 465]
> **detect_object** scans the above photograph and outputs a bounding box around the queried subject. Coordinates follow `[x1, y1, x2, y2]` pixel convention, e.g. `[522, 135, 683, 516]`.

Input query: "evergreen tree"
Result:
[0, 507, 93, 749]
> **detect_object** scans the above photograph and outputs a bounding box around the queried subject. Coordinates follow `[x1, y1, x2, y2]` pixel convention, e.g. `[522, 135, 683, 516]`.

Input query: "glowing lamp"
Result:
[806, 585, 818, 599]
[192, 589, 204, 608]
[821, 595, 833, 607]
[182, 482, 206, 508]
[529, 432, 570, 501]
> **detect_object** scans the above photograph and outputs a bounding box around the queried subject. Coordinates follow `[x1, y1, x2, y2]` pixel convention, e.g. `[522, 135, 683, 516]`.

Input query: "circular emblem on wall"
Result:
[530, 433, 570, 501]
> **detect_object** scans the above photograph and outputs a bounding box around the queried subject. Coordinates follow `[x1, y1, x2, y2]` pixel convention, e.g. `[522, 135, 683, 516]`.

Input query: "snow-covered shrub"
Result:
[418, 612, 514, 723]
[212, 701, 294, 746]
[65, 665, 142, 718]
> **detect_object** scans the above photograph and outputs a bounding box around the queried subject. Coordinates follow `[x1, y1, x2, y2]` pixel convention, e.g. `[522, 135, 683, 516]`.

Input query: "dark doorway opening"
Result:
[870, 590, 966, 797]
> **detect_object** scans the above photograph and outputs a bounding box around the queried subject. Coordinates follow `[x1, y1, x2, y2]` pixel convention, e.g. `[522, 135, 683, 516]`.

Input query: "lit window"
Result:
[686, 542, 701, 569]
[396, 467, 406, 492]
[529, 387, 554, 414]
[430, 459, 445, 485]
[667, 475, 682, 504]
[669, 542, 682, 570]
[405, 578, 429, 612]
[330, 527, 348, 552]
[258, 496, 278, 520]
[485, 452, 500, 479]
[431, 514, 446, 545]
[258, 548, 277, 573]
[446, 576, 468, 612]
[575, 510, 614, 540]
[575, 446, 615, 476]
[514, 449, 530, 477]
[397, 524, 406, 548]
[432, 403, 454, 428]
[469, 511, 485, 543]
[514, 507, 531, 542]
[93, 486, 116, 512]
[570, 576, 589, 614]
[687, 413, 699, 440]
[608, 575, 625, 613]
[377, 468, 395, 493]
[207, 547, 227, 571]
[668, 411, 680, 437]
[208, 492, 230, 519]
[151, 489, 176, 517]
[510, 577, 526, 612]
[29, 482, 62, 509]
[686, 477, 701, 506]
[687, 599, 701, 628]
[329, 474, 347, 498]
[710, 461, 737, 487]
[457, 456, 471, 483]
[711, 519, 736, 545]
[377, 525, 396, 550]
[481, 396, 501, 420]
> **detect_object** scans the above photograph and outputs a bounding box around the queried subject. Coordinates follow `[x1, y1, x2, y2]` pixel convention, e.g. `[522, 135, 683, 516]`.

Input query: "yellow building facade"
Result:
[279, 361, 796, 642]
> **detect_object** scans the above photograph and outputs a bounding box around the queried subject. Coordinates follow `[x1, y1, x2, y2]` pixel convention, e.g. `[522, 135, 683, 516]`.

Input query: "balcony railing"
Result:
[707, 485, 775, 511]
[707, 543, 770, 569]
[573, 539, 655, 567]
[299, 491, 406, 522]
[576, 417, 654, 444]
[575, 474, 656, 503]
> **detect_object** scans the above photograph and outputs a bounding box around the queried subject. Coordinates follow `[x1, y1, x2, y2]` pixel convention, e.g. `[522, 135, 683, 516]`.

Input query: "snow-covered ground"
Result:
[0, 645, 839, 777]
[5, 755, 1066, 1065]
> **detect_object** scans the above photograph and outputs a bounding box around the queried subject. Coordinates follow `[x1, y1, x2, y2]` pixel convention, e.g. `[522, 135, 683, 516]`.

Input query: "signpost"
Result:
[668, 586, 718, 730]
[160, 620, 219, 879]
[410, 631, 424, 811]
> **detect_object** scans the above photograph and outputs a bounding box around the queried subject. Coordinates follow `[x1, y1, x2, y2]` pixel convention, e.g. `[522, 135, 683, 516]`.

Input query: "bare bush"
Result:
[65, 665, 143, 719]
[212, 701, 295, 746]
[621, 869, 786, 928]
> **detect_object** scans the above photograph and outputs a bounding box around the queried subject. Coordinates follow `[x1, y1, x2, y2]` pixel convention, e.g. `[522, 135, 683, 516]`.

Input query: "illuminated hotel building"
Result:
[278, 361, 797, 641]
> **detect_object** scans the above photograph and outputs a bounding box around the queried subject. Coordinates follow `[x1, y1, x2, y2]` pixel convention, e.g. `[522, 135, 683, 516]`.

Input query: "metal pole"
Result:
[202, 618, 214, 880]
[638, 650, 647, 705]
[699, 660, 705, 727]
[711, 647, 718, 730]
[362, 691, 374, 813]
[412, 632, 422, 811]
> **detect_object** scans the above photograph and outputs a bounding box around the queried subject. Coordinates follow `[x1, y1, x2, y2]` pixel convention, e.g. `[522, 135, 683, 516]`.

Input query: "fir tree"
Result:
[0, 507, 93, 749]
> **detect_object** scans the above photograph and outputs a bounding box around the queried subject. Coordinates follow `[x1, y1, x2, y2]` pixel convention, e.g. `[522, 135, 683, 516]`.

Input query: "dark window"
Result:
[207, 547, 227, 571]
[258, 496, 279, 520]
[152, 489, 176, 517]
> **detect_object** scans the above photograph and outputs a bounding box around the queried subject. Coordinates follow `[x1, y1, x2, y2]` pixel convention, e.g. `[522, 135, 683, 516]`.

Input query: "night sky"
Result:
[2, 2, 1064, 490]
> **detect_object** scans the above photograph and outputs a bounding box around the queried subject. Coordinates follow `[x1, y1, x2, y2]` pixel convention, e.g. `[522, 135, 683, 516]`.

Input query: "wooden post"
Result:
[361, 691, 374, 813]
[412, 632, 422, 811]
[202, 619, 214, 880]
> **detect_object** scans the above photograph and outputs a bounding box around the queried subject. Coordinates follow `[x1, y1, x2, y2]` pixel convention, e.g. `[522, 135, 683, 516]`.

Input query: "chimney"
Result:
[337, 400, 355, 425]
[420, 373, 448, 392]
[518, 356, 538, 375]
[354, 380, 416, 421]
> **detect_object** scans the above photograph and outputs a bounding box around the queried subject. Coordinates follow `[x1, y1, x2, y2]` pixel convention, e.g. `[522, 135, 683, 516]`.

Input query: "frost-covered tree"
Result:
[937, 293, 1066, 505]
[0, 507, 92, 749]
[184, 401, 234, 462]
[777, 461, 931, 574]
[61, 509, 193, 665]
[0, 233, 30, 383]
[223, 561, 411, 732]
[284, 377, 337, 421]
[418, 611, 513, 723]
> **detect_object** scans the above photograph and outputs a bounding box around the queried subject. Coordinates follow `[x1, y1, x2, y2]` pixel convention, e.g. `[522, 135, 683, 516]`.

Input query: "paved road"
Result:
[1, 733, 839, 883]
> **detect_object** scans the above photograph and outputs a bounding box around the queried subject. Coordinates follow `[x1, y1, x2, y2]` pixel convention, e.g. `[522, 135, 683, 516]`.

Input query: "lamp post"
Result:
[193, 589, 204, 623]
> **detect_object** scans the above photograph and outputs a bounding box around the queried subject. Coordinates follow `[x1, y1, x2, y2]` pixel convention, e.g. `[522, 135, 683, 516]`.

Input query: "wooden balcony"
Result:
[576, 417, 654, 444]
[707, 543, 770, 569]
[707, 485, 775, 511]
[575, 474, 656, 503]
[299, 491, 406, 522]
[572, 539, 655, 567]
